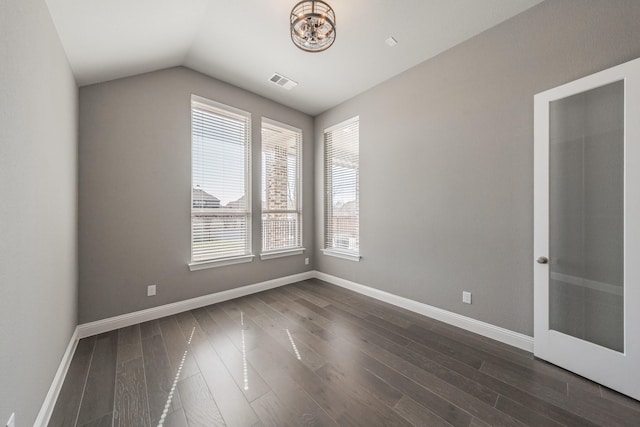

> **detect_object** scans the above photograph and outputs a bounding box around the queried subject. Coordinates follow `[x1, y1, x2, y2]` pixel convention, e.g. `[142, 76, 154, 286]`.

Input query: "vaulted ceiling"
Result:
[45, 0, 544, 115]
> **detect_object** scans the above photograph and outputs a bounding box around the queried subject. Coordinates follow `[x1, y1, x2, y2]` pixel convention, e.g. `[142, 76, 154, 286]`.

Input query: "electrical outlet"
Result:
[6, 413, 15, 427]
[147, 284, 156, 296]
[304, 257, 309, 265]
[462, 291, 472, 304]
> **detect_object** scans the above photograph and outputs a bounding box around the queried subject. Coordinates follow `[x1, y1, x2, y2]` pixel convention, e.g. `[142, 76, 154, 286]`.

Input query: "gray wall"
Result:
[314, 0, 640, 336]
[0, 0, 78, 425]
[78, 67, 314, 323]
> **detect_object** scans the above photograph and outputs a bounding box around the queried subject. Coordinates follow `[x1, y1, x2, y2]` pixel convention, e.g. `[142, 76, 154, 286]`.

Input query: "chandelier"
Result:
[290, 0, 336, 52]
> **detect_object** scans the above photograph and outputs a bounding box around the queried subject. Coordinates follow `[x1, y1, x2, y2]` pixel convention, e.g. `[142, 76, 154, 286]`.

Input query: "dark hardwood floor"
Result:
[49, 279, 640, 427]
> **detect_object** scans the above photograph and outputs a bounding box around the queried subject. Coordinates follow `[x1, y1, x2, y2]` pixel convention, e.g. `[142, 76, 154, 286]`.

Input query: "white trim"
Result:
[324, 115, 359, 133]
[262, 116, 303, 134]
[314, 272, 534, 352]
[191, 94, 251, 119]
[321, 249, 361, 262]
[260, 248, 305, 260]
[188, 254, 255, 271]
[77, 271, 314, 338]
[34, 327, 79, 427]
[550, 272, 623, 296]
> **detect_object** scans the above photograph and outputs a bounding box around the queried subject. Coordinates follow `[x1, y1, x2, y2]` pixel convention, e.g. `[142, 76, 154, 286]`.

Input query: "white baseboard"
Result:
[77, 271, 314, 338]
[75, 268, 532, 349]
[314, 271, 534, 352]
[34, 326, 79, 427]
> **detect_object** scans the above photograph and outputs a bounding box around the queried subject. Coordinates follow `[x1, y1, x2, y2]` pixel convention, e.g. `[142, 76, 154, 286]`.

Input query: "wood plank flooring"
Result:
[49, 279, 640, 427]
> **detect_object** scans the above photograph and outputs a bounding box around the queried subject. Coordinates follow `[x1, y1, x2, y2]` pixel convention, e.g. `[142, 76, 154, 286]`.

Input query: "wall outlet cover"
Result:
[304, 257, 309, 265]
[147, 284, 156, 296]
[462, 291, 472, 304]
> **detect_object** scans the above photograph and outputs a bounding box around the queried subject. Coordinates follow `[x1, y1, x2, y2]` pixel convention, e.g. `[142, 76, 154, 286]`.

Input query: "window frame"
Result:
[322, 116, 361, 262]
[260, 117, 304, 259]
[189, 94, 254, 270]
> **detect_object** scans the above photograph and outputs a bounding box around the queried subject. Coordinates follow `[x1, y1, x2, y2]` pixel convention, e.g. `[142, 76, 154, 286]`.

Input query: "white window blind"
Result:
[191, 95, 251, 263]
[324, 116, 359, 254]
[261, 118, 302, 252]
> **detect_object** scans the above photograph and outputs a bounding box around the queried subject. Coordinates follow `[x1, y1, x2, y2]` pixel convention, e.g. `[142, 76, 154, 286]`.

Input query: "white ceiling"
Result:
[45, 0, 544, 115]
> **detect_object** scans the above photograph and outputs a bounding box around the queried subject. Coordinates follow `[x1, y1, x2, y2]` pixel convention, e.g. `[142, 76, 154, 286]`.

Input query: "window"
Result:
[261, 118, 303, 257]
[190, 95, 252, 269]
[323, 116, 360, 260]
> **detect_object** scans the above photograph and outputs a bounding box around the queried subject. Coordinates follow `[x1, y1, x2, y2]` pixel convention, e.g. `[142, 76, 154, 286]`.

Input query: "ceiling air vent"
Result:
[269, 73, 298, 90]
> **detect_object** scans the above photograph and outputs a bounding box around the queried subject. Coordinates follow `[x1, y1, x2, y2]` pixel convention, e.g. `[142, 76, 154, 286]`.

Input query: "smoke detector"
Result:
[269, 73, 298, 90]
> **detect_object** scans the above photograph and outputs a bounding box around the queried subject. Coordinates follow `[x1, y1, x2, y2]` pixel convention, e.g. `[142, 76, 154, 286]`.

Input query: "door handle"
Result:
[537, 256, 549, 264]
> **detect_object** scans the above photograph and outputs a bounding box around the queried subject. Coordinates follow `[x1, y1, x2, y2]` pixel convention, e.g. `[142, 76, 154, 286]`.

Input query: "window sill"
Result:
[321, 249, 361, 262]
[260, 248, 306, 260]
[188, 254, 255, 271]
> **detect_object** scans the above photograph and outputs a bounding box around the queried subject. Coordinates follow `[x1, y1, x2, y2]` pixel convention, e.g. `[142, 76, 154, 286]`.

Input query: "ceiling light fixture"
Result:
[290, 0, 336, 53]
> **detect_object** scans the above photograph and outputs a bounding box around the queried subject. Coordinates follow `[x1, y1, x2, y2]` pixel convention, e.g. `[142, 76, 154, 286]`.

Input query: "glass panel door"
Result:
[534, 56, 640, 400]
[548, 81, 624, 352]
